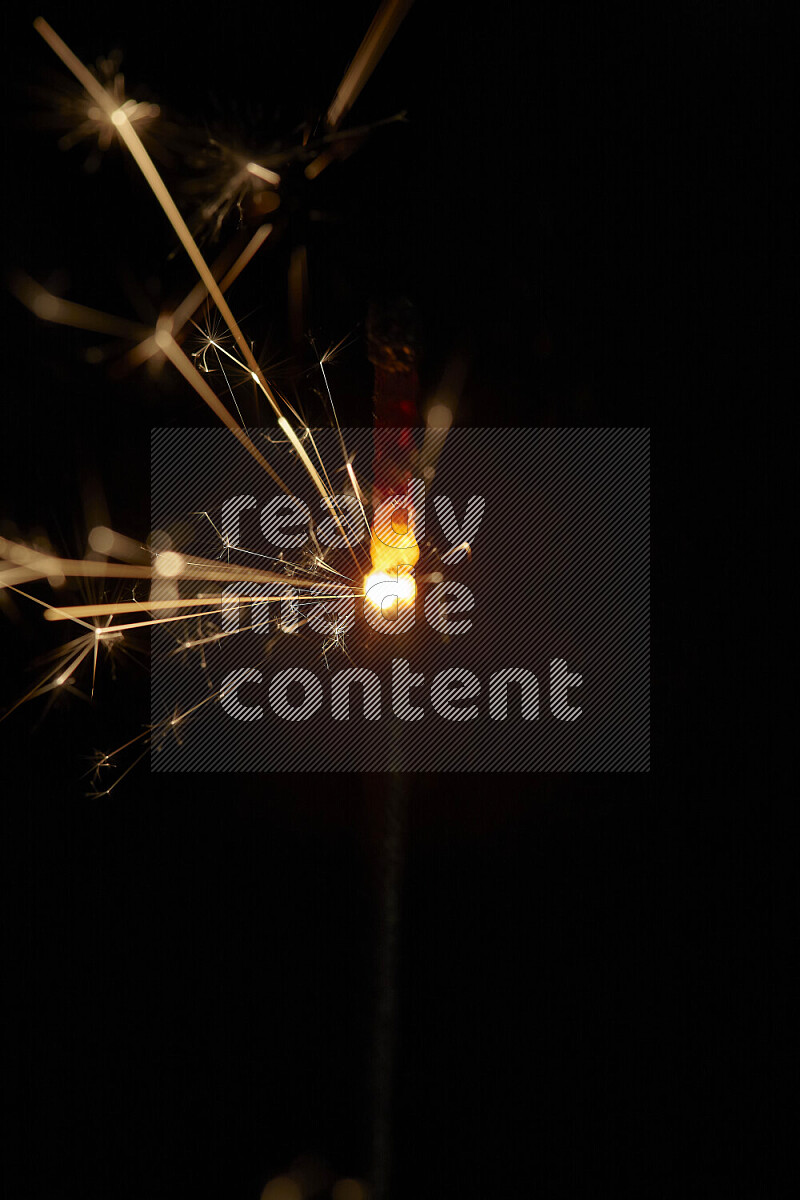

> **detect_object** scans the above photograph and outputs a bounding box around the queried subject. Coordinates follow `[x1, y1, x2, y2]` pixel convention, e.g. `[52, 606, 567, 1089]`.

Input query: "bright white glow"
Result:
[364, 570, 416, 610]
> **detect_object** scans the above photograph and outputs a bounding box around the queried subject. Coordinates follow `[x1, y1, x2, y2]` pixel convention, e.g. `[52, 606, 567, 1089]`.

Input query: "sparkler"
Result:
[4, 3, 448, 777]
[1, 12, 469, 1199]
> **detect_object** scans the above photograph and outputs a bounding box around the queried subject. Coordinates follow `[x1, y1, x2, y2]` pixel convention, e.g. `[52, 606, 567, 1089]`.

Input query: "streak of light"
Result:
[304, 149, 335, 180]
[43, 591, 354, 622]
[36, 19, 363, 567]
[96, 608, 225, 633]
[172, 606, 319, 653]
[326, 0, 415, 129]
[246, 161, 280, 186]
[91, 688, 227, 796]
[0, 568, 46, 588]
[240, 371, 343, 512]
[89, 743, 151, 797]
[88, 525, 149, 562]
[124, 226, 273, 370]
[277, 415, 363, 573]
[212, 342, 248, 432]
[55, 641, 93, 684]
[2, 540, 324, 589]
[313, 337, 352, 472]
[311, 558, 355, 582]
[153, 327, 289, 491]
[1, 615, 125, 721]
[170, 224, 273, 341]
[7, 585, 94, 630]
[34, 24, 284, 422]
[11, 272, 150, 340]
[346, 462, 377, 541]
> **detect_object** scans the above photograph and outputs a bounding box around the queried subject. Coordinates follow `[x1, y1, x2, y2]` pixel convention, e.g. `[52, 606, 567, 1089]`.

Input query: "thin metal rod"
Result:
[371, 777, 406, 1200]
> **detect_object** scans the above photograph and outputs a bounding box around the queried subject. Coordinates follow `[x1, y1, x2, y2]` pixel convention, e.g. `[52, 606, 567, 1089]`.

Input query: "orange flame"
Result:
[364, 501, 418, 610]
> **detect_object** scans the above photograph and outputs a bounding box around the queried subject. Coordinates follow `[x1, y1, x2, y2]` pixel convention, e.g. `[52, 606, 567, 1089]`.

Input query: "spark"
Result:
[212, 340, 249, 433]
[126, 225, 273, 371]
[363, 569, 416, 611]
[312, 334, 350, 467]
[42, 45, 159, 159]
[322, 614, 354, 669]
[153, 327, 291, 491]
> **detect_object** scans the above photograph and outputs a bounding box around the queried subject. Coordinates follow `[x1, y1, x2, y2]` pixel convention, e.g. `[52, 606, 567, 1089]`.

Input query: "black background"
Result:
[1, 2, 773, 1197]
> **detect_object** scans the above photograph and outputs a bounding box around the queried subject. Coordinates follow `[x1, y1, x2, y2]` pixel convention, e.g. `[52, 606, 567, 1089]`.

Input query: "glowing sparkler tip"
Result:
[364, 570, 416, 610]
[110, 109, 127, 127]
